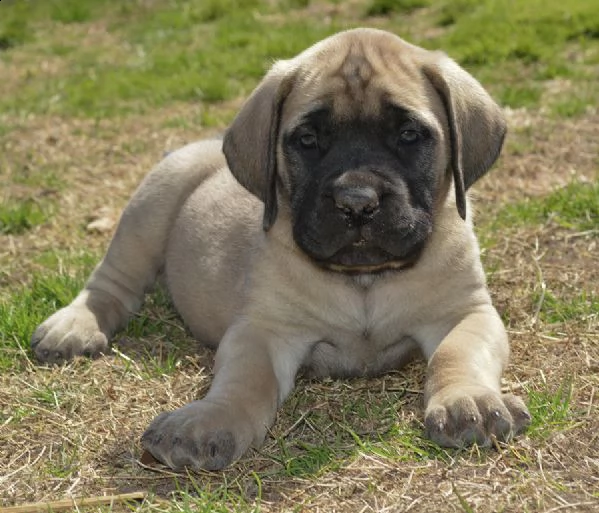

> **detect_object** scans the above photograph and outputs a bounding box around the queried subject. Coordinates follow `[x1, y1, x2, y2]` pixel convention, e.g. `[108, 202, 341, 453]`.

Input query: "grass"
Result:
[431, 0, 599, 108]
[434, 0, 599, 66]
[0, 252, 95, 370]
[489, 181, 599, 232]
[534, 289, 599, 325]
[0, 0, 340, 118]
[1, 0, 597, 116]
[527, 379, 574, 438]
[0, 200, 49, 235]
[365, 0, 430, 16]
[1, 0, 598, 511]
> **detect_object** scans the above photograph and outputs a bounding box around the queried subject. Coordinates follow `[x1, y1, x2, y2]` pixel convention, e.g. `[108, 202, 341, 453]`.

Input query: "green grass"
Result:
[536, 289, 598, 324]
[431, 0, 599, 109]
[549, 85, 597, 117]
[366, 0, 430, 16]
[498, 84, 543, 110]
[0, 252, 95, 370]
[267, 381, 450, 480]
[276, 439, 347, 477]
[2, 0, 598, 116]
[0, 0, 115, 49]
[527, 379, 574, 438]
[0, 15, 28, 50]
[0, 200, 49, 235]
[435, 0, 599, 65]
[168, 476, 262, 513]
[0, 0, 341, 117]
[344, 423, 449, 462]
[489, 181, 599, 232]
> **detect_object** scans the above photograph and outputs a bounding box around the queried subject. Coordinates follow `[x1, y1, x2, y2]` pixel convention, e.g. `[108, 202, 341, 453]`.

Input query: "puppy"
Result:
[31, 28, 530, 470]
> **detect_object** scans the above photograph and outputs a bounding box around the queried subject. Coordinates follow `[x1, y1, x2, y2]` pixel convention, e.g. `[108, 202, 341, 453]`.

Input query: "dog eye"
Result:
[299, 132, 318, 149]
[399, 129, 420, 144]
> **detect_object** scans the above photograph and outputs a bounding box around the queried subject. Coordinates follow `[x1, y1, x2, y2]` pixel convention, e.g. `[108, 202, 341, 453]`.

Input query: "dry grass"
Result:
[2, 103, 598, 513]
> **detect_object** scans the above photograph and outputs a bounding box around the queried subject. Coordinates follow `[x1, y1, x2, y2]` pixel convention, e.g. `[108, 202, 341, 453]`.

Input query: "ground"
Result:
[0, 1, 598, 512]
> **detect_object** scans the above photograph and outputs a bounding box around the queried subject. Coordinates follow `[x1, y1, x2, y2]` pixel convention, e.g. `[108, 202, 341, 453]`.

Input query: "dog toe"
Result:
[141, 401, 253, 471]
[425, 387, 530, 448]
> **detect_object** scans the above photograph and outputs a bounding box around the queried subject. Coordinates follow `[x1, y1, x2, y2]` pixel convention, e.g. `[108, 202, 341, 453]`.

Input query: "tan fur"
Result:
[31, 29, 529, 470]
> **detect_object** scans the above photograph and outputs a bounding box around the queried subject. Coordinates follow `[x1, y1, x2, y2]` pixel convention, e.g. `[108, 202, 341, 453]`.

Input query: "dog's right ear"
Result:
[223, 63, 296, 231]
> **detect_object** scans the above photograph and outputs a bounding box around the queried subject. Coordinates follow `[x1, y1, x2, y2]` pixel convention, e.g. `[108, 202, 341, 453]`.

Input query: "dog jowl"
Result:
[32, 28, 530, 471]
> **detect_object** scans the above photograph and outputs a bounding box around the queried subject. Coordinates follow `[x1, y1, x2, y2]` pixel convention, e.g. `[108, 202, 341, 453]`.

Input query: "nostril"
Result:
[333, 187, 379, 217]
[362, 203, 377, 215]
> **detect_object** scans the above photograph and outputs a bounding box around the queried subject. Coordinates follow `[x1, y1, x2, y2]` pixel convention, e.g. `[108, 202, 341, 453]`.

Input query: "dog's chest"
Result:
[303, 281, 421, 378]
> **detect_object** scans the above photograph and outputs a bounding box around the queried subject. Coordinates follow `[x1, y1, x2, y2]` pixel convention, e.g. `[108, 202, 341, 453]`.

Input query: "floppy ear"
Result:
[223, 64, 295, 231]
[423, 55, 506, 220]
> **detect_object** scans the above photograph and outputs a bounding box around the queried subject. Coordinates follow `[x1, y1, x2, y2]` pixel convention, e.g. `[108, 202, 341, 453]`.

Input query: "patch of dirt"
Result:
[0, 102, 228, 287]
[476, 109, 599, 204]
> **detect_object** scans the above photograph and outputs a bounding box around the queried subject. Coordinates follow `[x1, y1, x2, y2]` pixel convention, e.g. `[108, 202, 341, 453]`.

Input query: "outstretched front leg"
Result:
[420, 306, 531, 447]
[141, 321, 309, 470]
[31, 140, 225, 364]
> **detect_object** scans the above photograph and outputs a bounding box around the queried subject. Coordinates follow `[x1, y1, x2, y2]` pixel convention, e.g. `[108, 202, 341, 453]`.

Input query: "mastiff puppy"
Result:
[31, 28, 530, 470]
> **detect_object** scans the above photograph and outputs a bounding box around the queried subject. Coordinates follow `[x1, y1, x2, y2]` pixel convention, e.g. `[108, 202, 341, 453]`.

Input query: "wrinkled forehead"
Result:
[281, 35, 443, 129]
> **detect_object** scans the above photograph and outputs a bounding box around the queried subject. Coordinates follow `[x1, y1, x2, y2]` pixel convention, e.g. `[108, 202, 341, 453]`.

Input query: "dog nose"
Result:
[333, 186, 379, 217]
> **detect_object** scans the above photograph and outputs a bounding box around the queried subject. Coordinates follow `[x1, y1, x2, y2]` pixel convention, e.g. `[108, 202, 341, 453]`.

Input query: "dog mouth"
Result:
[293, 207, 432, 274]
[351, 238, 369, 248]
[314, 241, 422, 274]
[321, 259, 416, 274]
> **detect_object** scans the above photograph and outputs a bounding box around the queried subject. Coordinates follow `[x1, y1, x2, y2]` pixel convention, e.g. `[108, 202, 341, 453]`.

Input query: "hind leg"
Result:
[31, 140, 226, 363]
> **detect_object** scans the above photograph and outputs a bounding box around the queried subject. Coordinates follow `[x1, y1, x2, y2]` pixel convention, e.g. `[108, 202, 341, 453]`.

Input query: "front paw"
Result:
[141, 400, 256, 471]
[31, 306, 109, 364]
[424, 386, 531, 448]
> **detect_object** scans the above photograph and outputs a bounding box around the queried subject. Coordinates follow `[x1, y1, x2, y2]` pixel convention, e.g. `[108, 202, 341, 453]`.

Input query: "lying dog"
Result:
[31, 28, 530, 470]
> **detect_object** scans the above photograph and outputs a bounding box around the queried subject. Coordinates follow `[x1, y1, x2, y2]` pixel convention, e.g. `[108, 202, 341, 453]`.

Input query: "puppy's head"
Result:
[223, 28, 506, 273]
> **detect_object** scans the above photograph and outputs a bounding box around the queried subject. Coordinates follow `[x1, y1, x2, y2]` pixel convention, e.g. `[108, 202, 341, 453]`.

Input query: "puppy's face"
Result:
[223, 29, 506, 273]
[278, 46, 449, 272]
[282, 104, 445, 272]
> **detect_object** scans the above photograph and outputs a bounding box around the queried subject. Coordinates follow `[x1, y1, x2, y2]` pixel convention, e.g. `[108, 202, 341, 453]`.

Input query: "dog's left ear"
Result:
[423, 54, 506, 220]
[223, 63, 296, 231]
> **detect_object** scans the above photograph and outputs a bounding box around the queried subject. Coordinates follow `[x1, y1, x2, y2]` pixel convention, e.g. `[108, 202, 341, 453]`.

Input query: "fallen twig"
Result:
[0, 491, 148, 513]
